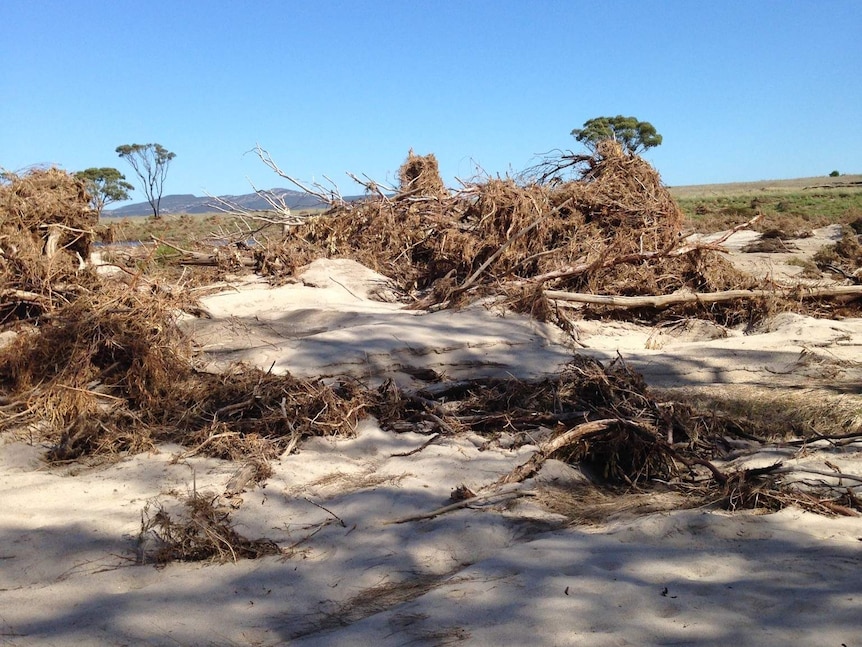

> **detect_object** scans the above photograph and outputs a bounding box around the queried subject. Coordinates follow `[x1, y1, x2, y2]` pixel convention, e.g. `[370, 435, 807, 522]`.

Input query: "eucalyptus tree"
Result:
[116, 143, 176, 218]
[74, 167, 134, 217]
[571, 116, 662, 154]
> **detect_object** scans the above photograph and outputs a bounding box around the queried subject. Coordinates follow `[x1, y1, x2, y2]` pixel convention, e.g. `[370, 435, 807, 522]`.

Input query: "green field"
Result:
[670, 174, 862, 233]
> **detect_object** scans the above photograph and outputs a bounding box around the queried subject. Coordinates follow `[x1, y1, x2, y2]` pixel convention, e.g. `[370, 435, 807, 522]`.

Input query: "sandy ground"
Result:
[2, 227, 861, 646]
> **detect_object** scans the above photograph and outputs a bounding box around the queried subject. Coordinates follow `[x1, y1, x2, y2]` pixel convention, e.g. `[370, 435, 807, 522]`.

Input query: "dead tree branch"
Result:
[252, 144, 346, 208]
[545, 285, 862, 310]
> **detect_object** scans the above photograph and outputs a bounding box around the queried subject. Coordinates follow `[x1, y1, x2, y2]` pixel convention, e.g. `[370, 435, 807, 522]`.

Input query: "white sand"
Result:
[2, 240, 861, 646]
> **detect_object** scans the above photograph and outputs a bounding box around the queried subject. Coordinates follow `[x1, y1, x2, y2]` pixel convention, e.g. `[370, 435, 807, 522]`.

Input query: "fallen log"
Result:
[545, 285, 862, 310]
[149, 237, 258, 268]
[176, 250, 257, 267]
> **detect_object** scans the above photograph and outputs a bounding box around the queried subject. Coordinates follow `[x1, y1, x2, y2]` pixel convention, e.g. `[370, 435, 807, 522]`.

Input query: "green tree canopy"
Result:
[74, 167, 134, 217]
[116, 143, 176, 218]
[571, 116, 663, 154]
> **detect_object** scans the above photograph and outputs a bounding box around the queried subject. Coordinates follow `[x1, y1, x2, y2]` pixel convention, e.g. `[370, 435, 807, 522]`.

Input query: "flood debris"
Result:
[1, 158, 860, 527]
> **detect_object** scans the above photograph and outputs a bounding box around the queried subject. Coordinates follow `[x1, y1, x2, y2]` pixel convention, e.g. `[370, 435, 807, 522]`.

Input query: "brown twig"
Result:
[384, 484, 534, 525]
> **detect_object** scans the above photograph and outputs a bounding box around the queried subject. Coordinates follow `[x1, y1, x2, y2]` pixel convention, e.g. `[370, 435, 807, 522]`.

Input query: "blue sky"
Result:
[2, 1, 860, 205]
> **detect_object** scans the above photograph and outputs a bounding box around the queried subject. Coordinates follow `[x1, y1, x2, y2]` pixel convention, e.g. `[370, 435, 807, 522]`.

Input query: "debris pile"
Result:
[0, 169, 360, 464]
[374, 357, 862, 517]
[814, 225, 862, 283]
[0, 168, 98, 322]
[223, 143, 771, 323]
[1, 156, 859, 558]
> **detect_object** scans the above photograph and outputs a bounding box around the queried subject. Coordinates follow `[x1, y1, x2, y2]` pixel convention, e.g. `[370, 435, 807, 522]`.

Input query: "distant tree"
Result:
[74, 167, 134, 217]
[115, 143, 176, 218]
[571, 116, 663, 155]
[829, 170, 840, 177]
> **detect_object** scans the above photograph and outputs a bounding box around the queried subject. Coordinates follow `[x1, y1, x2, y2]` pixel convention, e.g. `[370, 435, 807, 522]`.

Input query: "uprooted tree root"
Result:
[270, 142, 701, 303]
[0, 168, 99, 323]
[147, 144, 862, 322]
[373, 356, 862, 517]
[138, 492, 284, 565]
[171, 146, 758, 314]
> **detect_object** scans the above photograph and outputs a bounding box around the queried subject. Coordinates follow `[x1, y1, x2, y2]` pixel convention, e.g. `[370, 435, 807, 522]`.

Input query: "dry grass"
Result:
[138, 492, 284, 565]
[669, 174, 862, 199]
[677, 178, 862, 235]
[534, 483, 692, 525]
[658, 385, 862, 442]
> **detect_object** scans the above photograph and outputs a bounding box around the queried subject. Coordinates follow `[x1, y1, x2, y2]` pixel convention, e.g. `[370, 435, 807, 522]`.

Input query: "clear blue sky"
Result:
[2, 1, 860, 205]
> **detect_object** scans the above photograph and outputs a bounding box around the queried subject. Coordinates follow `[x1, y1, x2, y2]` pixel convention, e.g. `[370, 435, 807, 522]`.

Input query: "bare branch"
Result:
[252, 145, 346, 207]
[346, 172, 394, 202]
[205, 187, 302, 227]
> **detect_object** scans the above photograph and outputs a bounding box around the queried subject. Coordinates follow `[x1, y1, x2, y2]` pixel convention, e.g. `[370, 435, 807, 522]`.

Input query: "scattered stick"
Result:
[224, 461, 267, 496]
[0, 288, 53, 306]
[206, 183, 305, 227]
[694, 213, 762, 247]
[384, 484, 535, 525]
[253, 144, 346, 207]
[390, 432, 441, 457]
[303, 496, 347, 528]
[774, 466, 862, 484]
[151, 236, 196, 257]
[531, 243, 681, 285]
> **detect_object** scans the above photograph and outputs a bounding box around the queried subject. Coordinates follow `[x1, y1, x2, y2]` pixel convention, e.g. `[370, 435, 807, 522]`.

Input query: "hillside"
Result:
[105, 188, 338, 217]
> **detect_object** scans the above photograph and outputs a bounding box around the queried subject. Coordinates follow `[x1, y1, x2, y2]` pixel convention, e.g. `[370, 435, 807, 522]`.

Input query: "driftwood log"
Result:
[545, 285, 862, 309]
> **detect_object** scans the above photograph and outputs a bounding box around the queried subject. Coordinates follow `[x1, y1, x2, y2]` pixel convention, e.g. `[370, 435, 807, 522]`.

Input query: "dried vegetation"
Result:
[374, 357, 862, 517]
[248, 142, 762, 320]
[138, 492, 284, 565]
[1, 156, 861, 564]
[0, 168, 361, 469]
[185, 143, 862, 325]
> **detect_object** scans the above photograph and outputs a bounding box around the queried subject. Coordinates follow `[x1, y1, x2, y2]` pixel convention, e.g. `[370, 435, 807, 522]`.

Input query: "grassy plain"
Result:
[670, 174, 862, 233]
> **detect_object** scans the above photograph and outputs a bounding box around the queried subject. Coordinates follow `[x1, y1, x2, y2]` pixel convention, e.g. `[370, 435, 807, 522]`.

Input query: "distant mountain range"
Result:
[105, 188, 357, 217]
